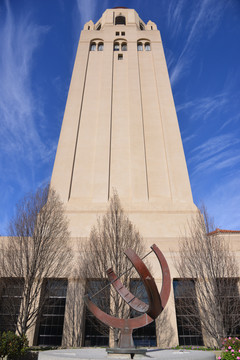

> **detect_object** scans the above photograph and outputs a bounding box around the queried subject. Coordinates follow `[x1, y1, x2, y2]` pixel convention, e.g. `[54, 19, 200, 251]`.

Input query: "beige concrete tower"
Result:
[51, 7, 197, 241]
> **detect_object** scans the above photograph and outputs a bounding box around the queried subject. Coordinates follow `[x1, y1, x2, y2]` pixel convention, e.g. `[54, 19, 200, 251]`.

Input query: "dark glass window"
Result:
[0, 278, 24, 333]
[37, 279, 68, 346]
[90, 42, 96, 51]
[130, 279, 156, 347]
[118, 54, 123, 60]
[96, 23, 101, 30]
[84, 280, 109, 347]
[115, 16, 126, 25]
[114, 42, 120, 51]
[116, 31, 119, 36]
[98, 43, 104, 51]
[121, 43, 127, 51]
[137, 42, 143, 51]
[173, 280, 203, 346]
[121, 32, 125, 36]
[145, 42, 151, 51]
[139, 23, 145, 30]
[216, 278, 240, 337]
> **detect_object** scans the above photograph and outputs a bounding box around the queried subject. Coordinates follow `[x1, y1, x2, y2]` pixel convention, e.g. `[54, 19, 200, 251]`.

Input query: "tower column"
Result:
[50, 8, 197, 238]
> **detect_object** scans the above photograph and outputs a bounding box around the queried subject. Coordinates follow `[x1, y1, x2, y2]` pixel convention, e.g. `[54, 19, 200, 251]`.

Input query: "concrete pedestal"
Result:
[38, 348, 216, 360]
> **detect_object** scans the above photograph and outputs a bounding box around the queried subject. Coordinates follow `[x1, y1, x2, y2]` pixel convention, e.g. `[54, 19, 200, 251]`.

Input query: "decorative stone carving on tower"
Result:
[51, 8, 197, 238]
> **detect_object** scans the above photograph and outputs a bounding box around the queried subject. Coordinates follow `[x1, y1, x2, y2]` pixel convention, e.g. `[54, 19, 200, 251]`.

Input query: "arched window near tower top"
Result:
[90, 42, 96, 51]
[115, 16, 126, 25]
[121, 42, 127, 51]
[137, 42, 143, 51]
[98, 42, 104, 51]
[114, 42, 120, 51]
[145, 42, 151, 51]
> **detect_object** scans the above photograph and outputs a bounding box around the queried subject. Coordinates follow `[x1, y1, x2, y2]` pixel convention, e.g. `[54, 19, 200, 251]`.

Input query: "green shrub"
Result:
[219, 337, 240, 360]
[0, 332, 8, 359]
[0, 331, 28, 359]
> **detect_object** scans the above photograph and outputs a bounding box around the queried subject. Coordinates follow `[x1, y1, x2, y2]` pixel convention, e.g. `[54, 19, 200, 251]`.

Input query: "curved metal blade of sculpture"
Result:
[84, 244, 171, 348]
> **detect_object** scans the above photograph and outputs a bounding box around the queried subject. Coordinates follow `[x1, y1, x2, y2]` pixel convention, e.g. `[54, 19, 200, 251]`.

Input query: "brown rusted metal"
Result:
[151, 244, 171, 308]
[106, 268, 148, 313]
[84, 244, 171, 348]
[124, 248, 163, 319]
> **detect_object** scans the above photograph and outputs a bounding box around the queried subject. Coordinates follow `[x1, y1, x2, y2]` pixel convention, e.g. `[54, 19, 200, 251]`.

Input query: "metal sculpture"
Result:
[84, 244, 171, 348]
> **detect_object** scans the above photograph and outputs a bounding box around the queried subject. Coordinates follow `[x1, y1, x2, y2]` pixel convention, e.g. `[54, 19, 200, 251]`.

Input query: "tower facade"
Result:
[51, 8, 197, 240]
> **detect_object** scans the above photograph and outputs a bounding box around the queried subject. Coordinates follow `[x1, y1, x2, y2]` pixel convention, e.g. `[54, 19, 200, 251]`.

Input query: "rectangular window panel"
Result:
[130, 279, 157, 347]
[216, 278, 240, 337]
[0, 278, 24, 333]
[173, 279, 203, 346]
[84, 280, 109, 347]
[37, 279, 68, 346]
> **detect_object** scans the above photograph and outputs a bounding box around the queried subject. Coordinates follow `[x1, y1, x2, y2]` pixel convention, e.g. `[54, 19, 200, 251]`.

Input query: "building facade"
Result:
[0, 7, 239, 348]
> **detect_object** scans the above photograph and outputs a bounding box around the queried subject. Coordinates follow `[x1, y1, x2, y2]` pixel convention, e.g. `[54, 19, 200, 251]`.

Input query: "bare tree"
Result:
[0, 185, 72, 336]
[62, 256, 85, 347]
[79, 190, 147, 347]
[174, 206, 239, 348]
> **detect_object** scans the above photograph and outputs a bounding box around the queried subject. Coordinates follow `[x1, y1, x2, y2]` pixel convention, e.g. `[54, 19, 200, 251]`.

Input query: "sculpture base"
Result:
[107, 347, 146, 358]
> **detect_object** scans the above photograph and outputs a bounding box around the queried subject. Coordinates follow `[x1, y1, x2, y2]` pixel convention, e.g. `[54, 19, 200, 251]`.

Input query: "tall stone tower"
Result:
[51, 7, 197, 242]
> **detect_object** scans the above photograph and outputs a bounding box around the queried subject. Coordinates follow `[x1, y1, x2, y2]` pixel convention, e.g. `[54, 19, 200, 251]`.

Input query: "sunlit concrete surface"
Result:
[38, 348, 216, 360]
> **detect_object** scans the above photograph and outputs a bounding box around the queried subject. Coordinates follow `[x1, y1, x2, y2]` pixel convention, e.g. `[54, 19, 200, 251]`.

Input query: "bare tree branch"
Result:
[73, 190, 147, 347]
[174, 206, 239, 347]
[0, 185, 72, 336]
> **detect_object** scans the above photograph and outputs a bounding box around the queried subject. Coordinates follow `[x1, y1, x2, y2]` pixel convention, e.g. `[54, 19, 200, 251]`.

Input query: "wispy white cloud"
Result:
[170, 55, 192, 86]
[215, 154, 240, 170]
[204, 174, 240, 230]
[193, 134, 239, 157]
[182, 134, 196, 144]
[164, 48, 176, 71]
[169, 0, 229, 85]
[189, 134, 240, 175]
[219, 114, 240, 131]
[176, 93, 229, 122]
[0, 0, 56, 197]
[166, 0, 185, 39]
[193, 151, 240, 175]
[0, 1, 50, 162]
[76, 0, 98, 28]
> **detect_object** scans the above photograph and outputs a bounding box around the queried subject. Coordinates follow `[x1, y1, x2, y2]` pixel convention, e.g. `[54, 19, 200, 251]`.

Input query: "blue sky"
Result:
[0, 0, 240, 234]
